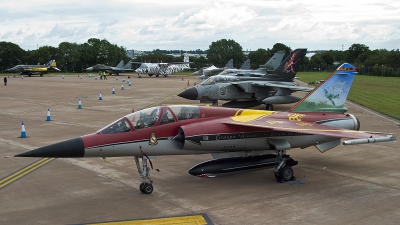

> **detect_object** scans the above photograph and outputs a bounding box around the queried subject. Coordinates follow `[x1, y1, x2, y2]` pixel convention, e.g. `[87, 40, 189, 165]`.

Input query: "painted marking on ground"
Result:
[79, 213, 213, 225]
[0, 157, 55, 189]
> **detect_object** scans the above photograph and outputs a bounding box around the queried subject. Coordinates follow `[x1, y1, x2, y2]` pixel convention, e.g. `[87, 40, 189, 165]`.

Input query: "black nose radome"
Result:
[15, 137, 85, 158]
[178, 87, 198, 100]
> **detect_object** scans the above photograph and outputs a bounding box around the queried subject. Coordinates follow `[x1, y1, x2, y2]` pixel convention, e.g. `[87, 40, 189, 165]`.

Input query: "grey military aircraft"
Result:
[85, 60, 133, 75]
[215, 50, 286, 78]
[4, 60, 60, 76]
[178, 48, 310, 110]
[197, 59, 234, 79]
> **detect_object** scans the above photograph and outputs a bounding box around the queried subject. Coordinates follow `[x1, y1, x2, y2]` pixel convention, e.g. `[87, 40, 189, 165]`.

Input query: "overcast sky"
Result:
[1, 0, 399, 52]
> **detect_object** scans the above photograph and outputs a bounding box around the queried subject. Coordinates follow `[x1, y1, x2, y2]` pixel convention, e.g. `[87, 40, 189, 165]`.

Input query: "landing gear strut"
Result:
[273, 150, 296, 183]
[134, 156, 153, 194]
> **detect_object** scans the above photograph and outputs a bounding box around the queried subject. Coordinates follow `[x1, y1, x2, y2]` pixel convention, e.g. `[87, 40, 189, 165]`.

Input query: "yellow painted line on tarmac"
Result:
[84, 214, 213, 225]
[0, 157, 55, 189]
[145, 87, 189, 109]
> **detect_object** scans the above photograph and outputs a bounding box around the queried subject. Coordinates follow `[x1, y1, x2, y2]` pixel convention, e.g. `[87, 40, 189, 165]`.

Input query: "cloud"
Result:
[0, 0, 399, 51]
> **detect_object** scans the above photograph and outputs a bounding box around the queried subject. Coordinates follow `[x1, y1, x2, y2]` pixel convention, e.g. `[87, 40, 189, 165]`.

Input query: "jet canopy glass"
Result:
[98, 106, 200, 134]
[200, 75, 238, 85]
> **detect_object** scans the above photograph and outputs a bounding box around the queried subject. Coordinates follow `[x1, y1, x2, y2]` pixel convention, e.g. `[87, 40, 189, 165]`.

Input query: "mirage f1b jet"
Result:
[5, 60, 60, 76]
[16, 63, 396, 194]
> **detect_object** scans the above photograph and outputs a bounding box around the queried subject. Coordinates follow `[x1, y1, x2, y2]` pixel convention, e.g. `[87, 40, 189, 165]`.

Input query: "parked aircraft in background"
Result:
[5, 60, 60, 76]
[214, 50, 286, 78]
[179, 49, 310, 110]
[15, 63, 396, 194]
[197, 59, 234, 79]
[85, 60, 133, 75]
[135, 53, 190, 77]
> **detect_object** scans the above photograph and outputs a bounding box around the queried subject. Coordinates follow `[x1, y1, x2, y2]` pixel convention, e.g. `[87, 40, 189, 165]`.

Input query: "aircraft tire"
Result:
[140, 183, 145, 192]
[141, 183, 153, 194]
[266, 104, 274, 111]
[280, 166, 293, 182]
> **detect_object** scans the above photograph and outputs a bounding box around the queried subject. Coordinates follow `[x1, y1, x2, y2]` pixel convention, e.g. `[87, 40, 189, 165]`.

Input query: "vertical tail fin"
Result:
[272, 48, 307, 81]
[115, 60, 124, 68]
[183, 53, 189, 63]
[289, 63, 358, 113]
[240, 59, 251, 70]
[50, 60, 57, 67]
[123, 60, 132, 69]
[225, 59, 234, 69]
[264, 50, 285, 70]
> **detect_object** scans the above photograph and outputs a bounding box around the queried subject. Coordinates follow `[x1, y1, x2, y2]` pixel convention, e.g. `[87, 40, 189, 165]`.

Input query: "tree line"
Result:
[1, 39, 399, 76]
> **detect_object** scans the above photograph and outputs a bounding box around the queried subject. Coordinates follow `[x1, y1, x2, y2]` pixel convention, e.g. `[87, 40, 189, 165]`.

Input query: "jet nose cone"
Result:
[85, 67, 93, 71]
[15, 137, 85, 158]
[178, 87, 198, 100]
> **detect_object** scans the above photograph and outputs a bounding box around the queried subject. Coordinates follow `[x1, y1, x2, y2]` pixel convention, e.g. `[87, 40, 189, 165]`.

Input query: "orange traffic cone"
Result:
[187, 80, 190, 86]
[181, 76, 184, 81]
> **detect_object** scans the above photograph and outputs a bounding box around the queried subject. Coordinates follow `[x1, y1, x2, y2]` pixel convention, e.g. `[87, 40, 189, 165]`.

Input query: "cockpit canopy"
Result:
[98, 105, 200, 134]
[200, 75, 238, 85]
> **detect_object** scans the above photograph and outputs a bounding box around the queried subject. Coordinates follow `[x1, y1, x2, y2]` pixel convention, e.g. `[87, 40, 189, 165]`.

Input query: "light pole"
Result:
[381, 64, 383, 77]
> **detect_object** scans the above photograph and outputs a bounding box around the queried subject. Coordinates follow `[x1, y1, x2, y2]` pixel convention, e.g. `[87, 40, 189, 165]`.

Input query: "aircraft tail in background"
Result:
[240, 59, 251, 70]
[225, 59, 234, 69]
[264, 50, 285, 70]
[271, 48, 307, 81]
[183, 53, 189, 63]
[115, 60, 124, 68]
[289, 63, 358, 113]
[123, 60, 132, 69]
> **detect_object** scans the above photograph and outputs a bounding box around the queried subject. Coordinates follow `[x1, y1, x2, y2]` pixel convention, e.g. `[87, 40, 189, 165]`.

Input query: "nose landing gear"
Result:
[134, 156, 153, 194]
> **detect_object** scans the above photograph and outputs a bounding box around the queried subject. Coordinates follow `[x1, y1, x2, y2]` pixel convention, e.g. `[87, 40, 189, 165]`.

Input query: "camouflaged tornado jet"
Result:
[216, 50, 286, 78]
[179, 49, 311, 110]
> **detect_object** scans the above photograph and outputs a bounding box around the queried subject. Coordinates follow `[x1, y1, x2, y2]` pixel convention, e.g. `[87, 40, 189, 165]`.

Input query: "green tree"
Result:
[319, 51, 335, 65]
[247, 48, 270, 69]
[270, 43, 291, 59]
[192, 56, 208, 69]
[345, 43, 370, 63]
[207, 39, 246, 68]
[0, 41, 26, 68]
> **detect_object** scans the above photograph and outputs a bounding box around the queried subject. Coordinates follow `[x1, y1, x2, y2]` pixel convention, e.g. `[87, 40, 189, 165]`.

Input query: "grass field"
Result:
[297, 72, 400, 120]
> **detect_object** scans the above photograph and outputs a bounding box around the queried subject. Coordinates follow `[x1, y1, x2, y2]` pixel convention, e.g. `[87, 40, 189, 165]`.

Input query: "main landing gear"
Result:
[266, 104, 274, 111]
[134, 156, 153, 194]
[273, 150, 297, 183]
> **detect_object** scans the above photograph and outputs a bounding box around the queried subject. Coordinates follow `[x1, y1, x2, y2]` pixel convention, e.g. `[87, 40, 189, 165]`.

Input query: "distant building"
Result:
[125, 50, 146, 58]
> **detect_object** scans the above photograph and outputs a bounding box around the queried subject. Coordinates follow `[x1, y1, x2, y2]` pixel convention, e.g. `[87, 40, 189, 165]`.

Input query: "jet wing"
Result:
[231, 81, 313, 93]
[225, 117, 388, 140]
[250, 82, 313, 92]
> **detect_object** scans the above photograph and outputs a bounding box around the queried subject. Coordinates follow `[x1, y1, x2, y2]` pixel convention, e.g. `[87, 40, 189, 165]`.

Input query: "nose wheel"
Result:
[140, 182, 153, 194]
[134, 156, 154, 194]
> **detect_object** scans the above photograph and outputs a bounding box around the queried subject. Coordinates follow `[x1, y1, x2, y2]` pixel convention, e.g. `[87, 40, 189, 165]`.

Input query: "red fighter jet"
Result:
[16, 63, 396, 194]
